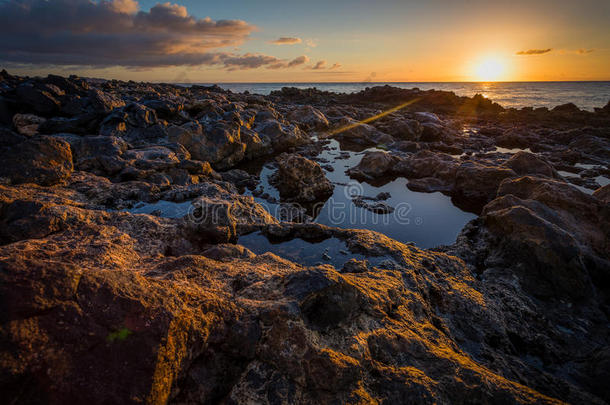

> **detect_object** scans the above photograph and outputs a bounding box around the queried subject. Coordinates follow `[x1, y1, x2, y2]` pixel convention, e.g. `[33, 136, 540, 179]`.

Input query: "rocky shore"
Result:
[1, 69, 609, 404]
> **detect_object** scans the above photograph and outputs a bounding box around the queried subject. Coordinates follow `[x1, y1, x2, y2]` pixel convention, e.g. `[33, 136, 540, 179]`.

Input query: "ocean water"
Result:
[183, 81, 610, 111]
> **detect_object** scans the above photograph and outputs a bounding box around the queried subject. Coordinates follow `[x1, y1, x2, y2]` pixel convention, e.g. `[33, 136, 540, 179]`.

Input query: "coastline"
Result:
[1, 70, 609, 404]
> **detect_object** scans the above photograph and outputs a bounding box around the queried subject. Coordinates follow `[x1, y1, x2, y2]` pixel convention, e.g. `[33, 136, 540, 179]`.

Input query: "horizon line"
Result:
[169, 80, 610, 84]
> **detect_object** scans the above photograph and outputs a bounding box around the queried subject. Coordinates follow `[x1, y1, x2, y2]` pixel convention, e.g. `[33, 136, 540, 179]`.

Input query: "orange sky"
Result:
[2, 0, 609, 82]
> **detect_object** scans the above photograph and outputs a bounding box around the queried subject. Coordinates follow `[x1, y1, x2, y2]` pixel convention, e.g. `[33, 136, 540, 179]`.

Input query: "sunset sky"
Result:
[1, 0, 609, 82]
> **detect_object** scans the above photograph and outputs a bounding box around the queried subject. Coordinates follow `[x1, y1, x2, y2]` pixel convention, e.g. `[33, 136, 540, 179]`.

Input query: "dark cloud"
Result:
[516, 48, 552, 55]
[310, 60, 327, 70]
[577, 49, 594, 54]
[0, 0, 273, 68]
[220, 53, 280, 70]
[269, 37, 302, 45]
[267, 55, 309, 69]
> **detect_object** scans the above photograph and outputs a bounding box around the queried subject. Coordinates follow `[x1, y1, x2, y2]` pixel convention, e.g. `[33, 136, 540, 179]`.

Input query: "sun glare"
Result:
[474, 58, 505, 82]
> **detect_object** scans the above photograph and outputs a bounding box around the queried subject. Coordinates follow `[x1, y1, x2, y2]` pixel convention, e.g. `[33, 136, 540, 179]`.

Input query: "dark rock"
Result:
[453, 162, 516, 212]
[271, 153, 334, 203]
[0, 136, 73, 185]
[12, 113, 45, 136]
[502, 151, 559, 178]
[341, 258, 369, 273]
[347, 151, 401, 180]
[15, 82, 61, 115]
[285, 105, 329, 130]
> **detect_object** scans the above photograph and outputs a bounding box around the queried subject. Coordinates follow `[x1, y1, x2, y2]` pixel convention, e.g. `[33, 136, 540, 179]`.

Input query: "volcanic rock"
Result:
[271, 153, 334, 202]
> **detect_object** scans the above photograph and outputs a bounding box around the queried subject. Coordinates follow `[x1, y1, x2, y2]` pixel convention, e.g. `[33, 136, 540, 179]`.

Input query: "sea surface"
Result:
[181, 81, 610, 111]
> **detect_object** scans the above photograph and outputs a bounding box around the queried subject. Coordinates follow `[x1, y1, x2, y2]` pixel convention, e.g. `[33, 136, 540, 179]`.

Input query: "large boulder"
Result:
[395, 150, 458, 192]
[286, 105, 329, 130]
[331, 118, 391, 146]
[15, 82, 61, 115]
[200, 122, 247, 170]
[453, 162, 516, 212]
[347, 151, 401, 181]
[55, 135, 128, 176]
[187, 191, 277, 242]
[142, 99, 184, 121]
[502, 151, 559, 178]
[255, 119, 308, 150]
[478, 176, 609, 299]
[0, 136, 73, 185]
[100, 103, 167, 145]
[271, 153, 334, 203]
[239, 126, 272, 159]
[62, 88, 125, 116]
[482, 196, 592, 299]
[377, 117, 423, 141]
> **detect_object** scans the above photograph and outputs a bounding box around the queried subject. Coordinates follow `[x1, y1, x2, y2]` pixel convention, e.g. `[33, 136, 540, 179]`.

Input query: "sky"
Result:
[0, 0, 609, 82]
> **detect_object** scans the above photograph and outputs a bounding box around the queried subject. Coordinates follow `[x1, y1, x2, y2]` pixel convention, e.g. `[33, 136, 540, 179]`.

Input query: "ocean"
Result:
[182, 81, 610, 112]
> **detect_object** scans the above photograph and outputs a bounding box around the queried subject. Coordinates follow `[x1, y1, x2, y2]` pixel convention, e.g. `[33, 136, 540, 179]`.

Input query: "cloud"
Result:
[270, 37, 302, 45]
[577, 48, 594, 54]
[220, 53, 281, 70]
[516, 48, 552, 55]
[310, 60, 327, 70]
[329, 63, 342, 70]
[0, 0, 263, 67]
[305, 39, 317, 48]
[267, 55, 309, 69]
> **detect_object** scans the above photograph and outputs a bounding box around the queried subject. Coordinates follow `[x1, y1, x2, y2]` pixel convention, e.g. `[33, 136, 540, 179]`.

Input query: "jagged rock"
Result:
[352, 196, 395, 214]
[340, 258, 369, 273]
[100, 102, 167, 145]
[271, 153, 334, 202]
[62, 88, 125, 116]
[414, 111, 442, 124]
[396, 150, 458, 192]
[53, 134, 128, 176]
[15, 82, 61, 115]
[419, 121, 444, 142]
[12, 113, 45, 136]
[239, 125, 272, 159]
[332, 117, 393, 146]
[187, 193, 277, 242]
[453, 161, 516, 212]
[285, 105, 329, 130]
[0, 136, 73, 185]
[502, 151, 559, 178]
[142, 99, 184, 121]
[255, 119, 308, 150]
[347, 151, 401, 180]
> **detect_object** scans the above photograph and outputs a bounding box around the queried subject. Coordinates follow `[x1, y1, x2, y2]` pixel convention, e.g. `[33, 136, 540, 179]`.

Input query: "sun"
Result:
[474, 58, 505, 82]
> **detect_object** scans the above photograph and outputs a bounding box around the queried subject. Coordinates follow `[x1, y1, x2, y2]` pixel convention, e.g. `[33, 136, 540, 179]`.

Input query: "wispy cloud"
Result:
[305, 39, 318, 48]
[516, 48, 552, 55]
[0, 0, 267, 68]
[269, 37, 302, 45]
[329, 63, 342, 70]
[577, 48, 594, 54]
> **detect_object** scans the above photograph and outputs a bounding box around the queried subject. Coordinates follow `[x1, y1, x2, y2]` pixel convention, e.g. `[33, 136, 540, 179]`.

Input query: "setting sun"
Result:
[475, 58, 505, 81]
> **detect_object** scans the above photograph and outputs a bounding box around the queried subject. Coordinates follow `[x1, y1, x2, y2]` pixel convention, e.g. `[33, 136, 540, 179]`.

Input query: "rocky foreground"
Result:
[0, 70, 609, 404]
